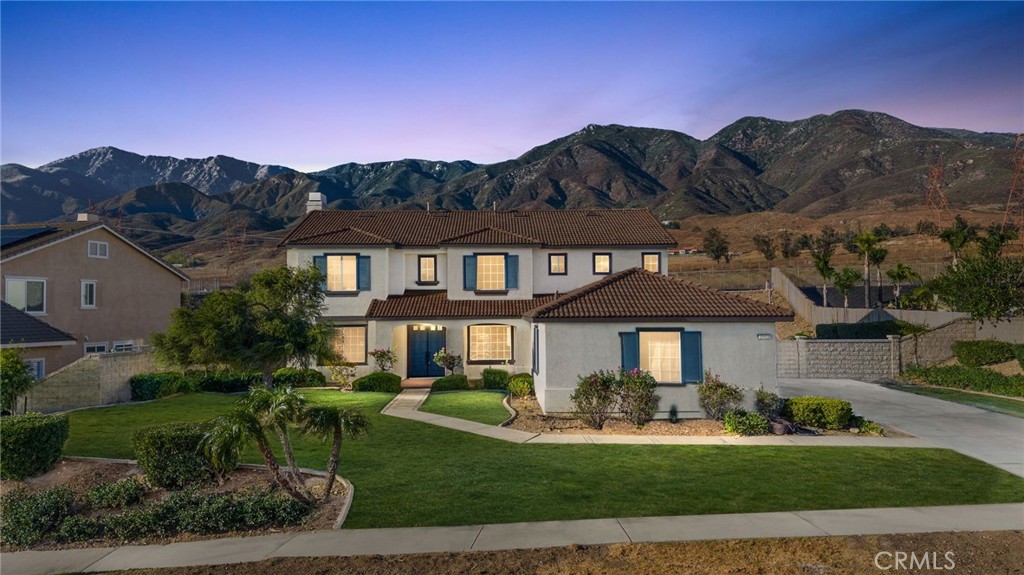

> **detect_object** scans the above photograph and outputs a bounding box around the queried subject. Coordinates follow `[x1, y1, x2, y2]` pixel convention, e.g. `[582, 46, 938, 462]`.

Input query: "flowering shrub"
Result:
[571, 370, 618, 429]
[432, 348, 462, 374]
[369, 348, 399, 372]
[696, 370, 743, 421]
[617, 368, 660, 427]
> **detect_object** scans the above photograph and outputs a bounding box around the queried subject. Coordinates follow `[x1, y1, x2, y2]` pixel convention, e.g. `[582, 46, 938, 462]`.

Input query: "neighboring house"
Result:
[282, 201, 791, 417]
[0, 301, 77, 380]
[0, 215, 189, 375]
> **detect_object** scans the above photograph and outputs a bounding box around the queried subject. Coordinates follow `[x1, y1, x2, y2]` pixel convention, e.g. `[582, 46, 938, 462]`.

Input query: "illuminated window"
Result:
[593, 253, 612, 275]
[642, 253, 661, 273]
[331, 326, 367, 364]
[640, 331, 681, 383]
[327, 255, 357, 292]
[549, 253, 567, 275]
[418, 255, 437, 283]
[468, 325, 513, 362]
[476, 255, 505, 291]
[5, 277, 46, 314]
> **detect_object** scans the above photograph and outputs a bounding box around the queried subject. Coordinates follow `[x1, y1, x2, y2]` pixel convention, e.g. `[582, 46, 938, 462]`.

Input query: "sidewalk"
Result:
[383, 389, 933, 448]
[6, 503, 1022, 575]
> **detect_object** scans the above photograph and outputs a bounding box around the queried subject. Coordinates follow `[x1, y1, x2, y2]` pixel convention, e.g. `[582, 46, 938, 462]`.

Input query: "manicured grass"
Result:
[887, 384, 1024, 419]
[419, 391, 510, 425]
[63, 391, 1024, 530]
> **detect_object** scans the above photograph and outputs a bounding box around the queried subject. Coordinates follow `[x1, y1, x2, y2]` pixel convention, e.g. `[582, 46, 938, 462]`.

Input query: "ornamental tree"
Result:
[0, 347, 35, 412]
[933, 254, 1024, 324]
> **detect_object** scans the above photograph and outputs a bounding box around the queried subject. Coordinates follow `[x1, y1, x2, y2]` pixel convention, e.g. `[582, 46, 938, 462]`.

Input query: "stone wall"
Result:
[777, 337, 898, 381]
[21, 350, 156, 414]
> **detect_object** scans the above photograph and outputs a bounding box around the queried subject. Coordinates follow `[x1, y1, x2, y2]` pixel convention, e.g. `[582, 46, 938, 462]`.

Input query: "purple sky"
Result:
[2, 2, 1022, 172]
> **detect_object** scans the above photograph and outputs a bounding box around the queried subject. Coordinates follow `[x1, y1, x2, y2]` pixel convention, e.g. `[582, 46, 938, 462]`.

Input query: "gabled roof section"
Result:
[366, 290, 558, 320]
[0, 302, 76, 348]
[525, 268, 794, 322]
[280, 209, 677, 248]
[0, 222, 190, 281]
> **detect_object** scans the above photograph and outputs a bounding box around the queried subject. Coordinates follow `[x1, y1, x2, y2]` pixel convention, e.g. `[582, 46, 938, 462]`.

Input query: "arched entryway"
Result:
[407, 324, 446, 378]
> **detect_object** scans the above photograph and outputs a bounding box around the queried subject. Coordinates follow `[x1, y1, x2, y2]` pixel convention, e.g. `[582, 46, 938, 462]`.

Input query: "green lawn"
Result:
[887, 384, 1024, 419]
[64, 391, 1024, 529]
[419, 391, 510, 425]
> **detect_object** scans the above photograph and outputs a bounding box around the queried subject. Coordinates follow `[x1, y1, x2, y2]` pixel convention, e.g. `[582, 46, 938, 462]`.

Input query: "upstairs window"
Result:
[418, 255, 437, 284]
[313, 254, 371, 293]
[548, 253, 567, 275]
[593, 253, 612, 275]
[81, 280, 97, 308]
[113, 341, 136, 352]
[88, 241, 109, 259]
[85, 343, 108, 354]
[24, 358, 44, 380]
[463, 254, 519, 292]
[477, 255, 505, 291]
[5, 277, 46, 314]
[642, 253, 661, 273]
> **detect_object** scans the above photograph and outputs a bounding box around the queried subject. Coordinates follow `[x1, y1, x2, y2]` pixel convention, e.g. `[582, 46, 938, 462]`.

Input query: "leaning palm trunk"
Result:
[321, 429, 343, 503]
[275, 423, 304, 486]
[876, 267, 883, 307]
[254, 434, 311, 505]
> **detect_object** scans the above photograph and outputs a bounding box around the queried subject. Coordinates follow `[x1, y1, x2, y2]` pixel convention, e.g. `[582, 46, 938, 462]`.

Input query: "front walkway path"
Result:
[779, 378, 1024, 478]
[382, 389, 932, 448]
[7, 503, 1023, 575]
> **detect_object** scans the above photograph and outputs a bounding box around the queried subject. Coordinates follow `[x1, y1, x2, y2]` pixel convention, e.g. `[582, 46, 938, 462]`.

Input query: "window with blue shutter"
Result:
[681, 331, 703, 383]
[619, 332, 639, 371]
[532, 325, 539, 375]
[357, 256, 371, 291]
[313, 256, 327, 291]
[505, 254, 519, 289]
[463, 255, 477, 291]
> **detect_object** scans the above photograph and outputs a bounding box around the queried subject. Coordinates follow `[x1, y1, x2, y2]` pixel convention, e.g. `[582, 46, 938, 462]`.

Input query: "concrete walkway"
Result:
[383, 389, 932, 448]
[780, 378, 1024, 478]
[6, 503, 1022, 575]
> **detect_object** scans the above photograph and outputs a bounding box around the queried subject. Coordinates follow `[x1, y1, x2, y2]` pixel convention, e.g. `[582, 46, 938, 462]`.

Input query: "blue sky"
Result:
[2, 2, 1022, 172]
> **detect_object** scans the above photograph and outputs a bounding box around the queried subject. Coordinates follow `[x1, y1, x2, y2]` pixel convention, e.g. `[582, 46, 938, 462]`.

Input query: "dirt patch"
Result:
[108, 530, 1024, 575]
[0, 459, 347, 552]
[987, 359, 1024, 377]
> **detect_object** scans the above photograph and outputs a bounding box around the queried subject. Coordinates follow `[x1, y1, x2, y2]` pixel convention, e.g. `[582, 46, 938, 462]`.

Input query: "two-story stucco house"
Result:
[282, 200, 791, 417]
[0, 215, 189, 375]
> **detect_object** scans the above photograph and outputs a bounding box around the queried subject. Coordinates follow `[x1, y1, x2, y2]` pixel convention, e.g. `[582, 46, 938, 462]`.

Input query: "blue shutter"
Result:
[313, 256, 327, 291]
[357, 256, 371, 291]
[463, 255, 477, 291]
[620, 332, 639, 371]
[681, 331, 703, 383]
[505, 254, 519, 289]
[532, 325, 539, 375]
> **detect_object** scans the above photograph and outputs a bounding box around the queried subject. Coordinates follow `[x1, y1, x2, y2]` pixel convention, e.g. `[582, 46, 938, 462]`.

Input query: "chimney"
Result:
[306, 192, 324, 213]
[77, 213, 100, 223]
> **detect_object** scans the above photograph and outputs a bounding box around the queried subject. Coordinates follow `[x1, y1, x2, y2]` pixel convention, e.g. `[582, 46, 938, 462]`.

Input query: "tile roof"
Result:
[525, 268, 794, 321]
[0, 302, 76, 346]
[281, 209, 677, 248]
[366, 290, 559, 320]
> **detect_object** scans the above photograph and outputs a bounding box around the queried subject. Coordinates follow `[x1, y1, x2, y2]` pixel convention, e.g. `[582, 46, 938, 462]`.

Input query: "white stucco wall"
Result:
[534, 320, 777, 418]
[399, 251, 448, 293]
[532, 249, 668, 294]
[287, 247, 390, 318]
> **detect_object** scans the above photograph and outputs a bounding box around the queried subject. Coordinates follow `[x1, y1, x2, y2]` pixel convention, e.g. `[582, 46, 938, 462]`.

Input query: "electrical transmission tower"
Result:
[1002, 133, 1024, 237]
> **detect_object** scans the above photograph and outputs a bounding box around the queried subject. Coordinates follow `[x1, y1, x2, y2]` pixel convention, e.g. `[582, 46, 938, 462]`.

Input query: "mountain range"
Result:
[2, 110, 1017, 252]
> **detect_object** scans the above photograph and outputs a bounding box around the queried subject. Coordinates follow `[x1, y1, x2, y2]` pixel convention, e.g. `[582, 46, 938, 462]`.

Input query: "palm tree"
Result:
[301, 406, 370, 503]
[886, 263, 922, 309]
[938, 216, 977, 267]
[831, 268, 861, 309]
[868, 246, 888, 307]
[243, 386, 307, 485]
[810, 238, 836, 308]
[853, 231, 879, 308]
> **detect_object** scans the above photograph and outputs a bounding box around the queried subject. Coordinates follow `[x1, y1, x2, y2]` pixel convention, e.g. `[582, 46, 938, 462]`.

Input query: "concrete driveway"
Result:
[779, 378, 1024, 478]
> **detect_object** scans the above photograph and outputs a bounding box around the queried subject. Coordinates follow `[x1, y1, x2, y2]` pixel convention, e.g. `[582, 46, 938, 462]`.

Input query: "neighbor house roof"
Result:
[366, 290, 559, 320]
[524, 268, 794, 322]
[0, 302, 77, 348]
[0, 221, 190, 281]
[281, 209, 677, 248]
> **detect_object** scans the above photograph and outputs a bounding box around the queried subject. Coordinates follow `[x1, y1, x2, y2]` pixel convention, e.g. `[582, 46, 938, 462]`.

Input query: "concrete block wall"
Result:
[899, 318, 977, 369]
[777, 338, 896, 381]
[21, 350, 156, 414]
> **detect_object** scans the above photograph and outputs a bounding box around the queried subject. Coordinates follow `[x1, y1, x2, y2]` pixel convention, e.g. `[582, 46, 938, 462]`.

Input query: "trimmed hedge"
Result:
[724, 410, 771, 436]
[272, 367, 327, 388]
[953, 340, 1019, 367]
[132, 422, 215, 489]
[784, 396, 853, 430]
[431, 374, 470, 392]
[0, 413, 69, 480]
[130, 373, 184, 401]
[481, 368, 511, 390]
[815, 320, 922, 340]
[130, 371, 259, 401]
[508, 374, 535, 398]
[351, 372, 402, 393]
[85, 477, 148, 509]
[904, 365, 1024, 397]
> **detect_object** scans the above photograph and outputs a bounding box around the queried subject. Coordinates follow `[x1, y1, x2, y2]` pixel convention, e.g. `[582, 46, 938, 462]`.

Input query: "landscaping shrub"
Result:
[784, 396, 853, 430]
[952, 340, 1018, 367]
[105, 506, 169, 541]
[755, 388, 785, 420]
[508, 374, 535, 398]
[0, 487, 74, 546]
[696, 371, 743, 421]
[133, 422, 215, 489]
[56, 515, 104, 543]
[273, 367, 327, 388]
[0, 413, 69, 480]
[130, 373, 182, 401]
[235, 486, 310, 530]
[723, 410, 771, 436]
[1017, 345, 1024, 370]
[431, 374, 470, 391]
[130, 371, 259, 400]
[904, 365, 1024, 397]
[571, 370, 618, 430]
[815, 320, 924, 340]
[192, 370, 260, 393]
[352, 372, 402, 393]
[85, 477, 148, 509]
[617, 369, 660, 427]
[851, 416, 886, 436]
[481, 368, 511, 390]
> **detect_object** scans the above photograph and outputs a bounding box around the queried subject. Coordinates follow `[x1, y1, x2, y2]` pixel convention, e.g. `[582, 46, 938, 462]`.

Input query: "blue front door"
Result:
[408, 326, 446, 378]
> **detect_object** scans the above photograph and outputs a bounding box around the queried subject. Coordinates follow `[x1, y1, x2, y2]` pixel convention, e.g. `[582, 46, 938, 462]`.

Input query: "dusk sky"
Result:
[2, 2, 1022, 172]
